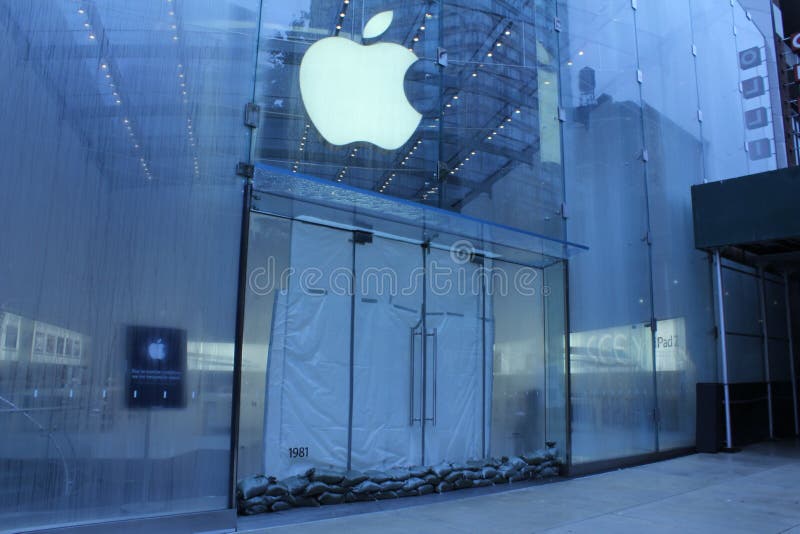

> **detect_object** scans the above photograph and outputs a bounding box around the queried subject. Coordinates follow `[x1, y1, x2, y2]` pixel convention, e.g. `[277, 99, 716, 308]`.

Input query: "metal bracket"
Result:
[437, 47, 448, 67]
[642, 149, 649, 162]
[244, 102, 260, 129]
[554, 17, 562, 32]
[236, 162, 254, 179]
[632, 0, 638, 9]
[558, 107, 567, 122]
[353, 230, 373, 244]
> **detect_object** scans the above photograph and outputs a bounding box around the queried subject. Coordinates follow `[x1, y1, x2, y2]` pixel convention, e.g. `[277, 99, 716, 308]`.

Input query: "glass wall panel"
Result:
[559, 0, 656, 463]
[690, 0, 777, 181]
[489, 261, 546, 457]
[252, 0, 564, 240]
[722, 265, 765, 384]
[238, 215, 292, 479]
[636, 0, 716, 450]
[544, 262, 568, 452]
[0, 1, 259, 530]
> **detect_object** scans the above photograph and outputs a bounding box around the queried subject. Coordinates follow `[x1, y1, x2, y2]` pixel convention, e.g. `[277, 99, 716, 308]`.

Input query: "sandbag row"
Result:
[238, 447, 560, 515]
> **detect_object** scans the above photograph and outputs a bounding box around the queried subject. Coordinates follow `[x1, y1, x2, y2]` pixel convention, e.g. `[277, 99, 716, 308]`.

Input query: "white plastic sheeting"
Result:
[351, 236, 423, 469]
[263, 222, 352, 477]
[264, 220, 503, 479]
[423, 247, 485, 464]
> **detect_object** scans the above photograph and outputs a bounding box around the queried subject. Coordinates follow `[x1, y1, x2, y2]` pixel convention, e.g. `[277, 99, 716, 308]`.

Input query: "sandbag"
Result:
[264, 482, 288, 497]
[311, 468, 345, 485]
[540, 466, 559, 478]
[287, 494, 321, 507]
[409, 465, 430, 478]
[418, 484, 434, 495]
[318, 492, 346, 505]
[352, 480, 382, 495]
[380, 480, 403, 491]
[271, 501, 291, 512]
[444, 471, 463, 483]
[238, 475, 269, 499]
[431, 462, 453, 478]
[454, 478, 473, 490]
[364, 470, 391, 483]
[480, 466, 498, 479]
[424, 473, 440, 485]
[283, 475, 309, 496]
[436, 481, 453, 493]
[375, 491, 398, 500]
[387, 468, 411, 481]
[341, 470, 369, 487]
[304, 481, 330, 497]
[402, 477, 426, 491]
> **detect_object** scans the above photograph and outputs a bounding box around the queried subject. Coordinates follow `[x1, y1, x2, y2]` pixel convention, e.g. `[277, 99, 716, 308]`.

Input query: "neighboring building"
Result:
[0, 0, 797, 532]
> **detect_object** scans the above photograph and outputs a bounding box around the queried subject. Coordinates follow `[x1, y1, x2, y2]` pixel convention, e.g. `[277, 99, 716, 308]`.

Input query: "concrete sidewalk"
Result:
[240, 440, 800, 533]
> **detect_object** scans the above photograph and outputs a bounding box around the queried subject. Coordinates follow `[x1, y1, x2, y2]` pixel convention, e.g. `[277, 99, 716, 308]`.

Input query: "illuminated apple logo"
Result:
[299, 11, 422, 150]
[147, 339, 167, 361]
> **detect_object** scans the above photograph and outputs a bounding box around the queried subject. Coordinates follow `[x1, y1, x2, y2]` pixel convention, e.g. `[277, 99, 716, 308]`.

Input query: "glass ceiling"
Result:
[253, 164, 587, 268]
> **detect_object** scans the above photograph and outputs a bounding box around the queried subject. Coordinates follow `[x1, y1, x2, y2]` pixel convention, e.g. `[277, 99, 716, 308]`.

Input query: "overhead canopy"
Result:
[252, 164, 587, 269]
[691, 166, 800, 267]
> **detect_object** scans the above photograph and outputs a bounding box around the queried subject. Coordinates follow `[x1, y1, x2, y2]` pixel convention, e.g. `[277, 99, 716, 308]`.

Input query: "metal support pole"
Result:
[758, 267, 774, 439]
[714, 251, 734, 450]
[228, 180, 252, 508]
[784, 272, 800, 435]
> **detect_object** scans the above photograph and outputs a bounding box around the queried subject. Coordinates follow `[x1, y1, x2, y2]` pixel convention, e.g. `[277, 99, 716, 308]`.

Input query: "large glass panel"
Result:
[489, 260, 546, 457]
[423, 247, 485, 465]
[0, 1, 258, 530]
[559, 0, 657, 463]
[636, 0, 716, 451]
[690, 0, 764, 181]
[238, 215, 292, 479]
[731, 0, 778, 175]
[262, 221, 353, 479]
[351, 236, 424, 470]
[544, 262, 568, 452]
[722, 265, 765, 384]
[252, 0, 564, 239]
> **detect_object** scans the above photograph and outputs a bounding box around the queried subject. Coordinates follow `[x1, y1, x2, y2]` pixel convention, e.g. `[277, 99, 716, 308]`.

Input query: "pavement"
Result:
[239, 439, 800, 533]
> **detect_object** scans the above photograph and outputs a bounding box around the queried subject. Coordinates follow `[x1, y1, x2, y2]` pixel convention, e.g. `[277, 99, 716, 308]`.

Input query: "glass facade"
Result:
[559, 0, 779, 464]
[0, 1, 260, 531]
[0, 0, 795, 530]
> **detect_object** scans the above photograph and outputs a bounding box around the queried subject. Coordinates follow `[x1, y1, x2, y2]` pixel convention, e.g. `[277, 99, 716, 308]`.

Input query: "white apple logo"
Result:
[147, 339, 167, 361]
[299, 10, 422, 150]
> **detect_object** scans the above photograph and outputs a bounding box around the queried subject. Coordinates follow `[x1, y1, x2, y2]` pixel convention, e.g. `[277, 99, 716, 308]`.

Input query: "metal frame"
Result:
[784, 272, 800, 435]
[757, 267, 775, 439]
[714, 250, 734, 450]
[228, 180, 252, 508]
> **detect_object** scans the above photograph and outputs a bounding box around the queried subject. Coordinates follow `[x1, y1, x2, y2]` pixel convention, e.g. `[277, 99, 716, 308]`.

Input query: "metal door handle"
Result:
[410, 328, 425, 426]
[425, 329, 438, 426]
[410, 328, 416, 426]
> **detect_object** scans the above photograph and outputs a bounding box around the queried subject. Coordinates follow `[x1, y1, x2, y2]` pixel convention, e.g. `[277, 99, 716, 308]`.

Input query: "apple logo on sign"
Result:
[299, 11, 422, 151]
[147, 339, 167, 361]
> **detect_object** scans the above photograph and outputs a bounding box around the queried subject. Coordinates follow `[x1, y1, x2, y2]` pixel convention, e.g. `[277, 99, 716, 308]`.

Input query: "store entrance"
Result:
[261, 217, 488, 478]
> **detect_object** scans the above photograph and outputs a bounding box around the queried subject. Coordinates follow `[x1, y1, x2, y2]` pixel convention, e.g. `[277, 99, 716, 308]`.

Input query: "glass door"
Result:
[422, 246, 485, 465]
[262, 220, 353, 478]
[351, 235, 424, 470]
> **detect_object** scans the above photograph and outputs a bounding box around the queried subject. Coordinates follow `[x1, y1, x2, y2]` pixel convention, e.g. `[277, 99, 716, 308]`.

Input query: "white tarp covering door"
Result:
[350, 236, 423, 470]
[263, 221, 352, 478]
[423, 247, 485, 465]
[263, 219, 500, 477]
